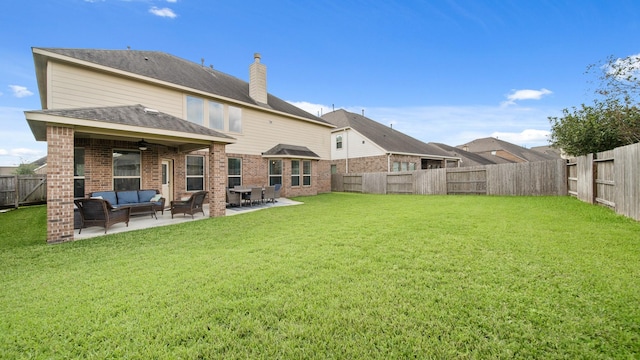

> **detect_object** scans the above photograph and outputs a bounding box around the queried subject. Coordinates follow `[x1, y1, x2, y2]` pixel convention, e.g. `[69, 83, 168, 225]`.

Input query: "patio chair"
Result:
[170, 191, 207, 218]
[263, 186, 276, 203]
[226, 188, 242, 207]
[274, 184, 281, 202]
[74, 198, 131, 234]
[249, 187, 263, 206]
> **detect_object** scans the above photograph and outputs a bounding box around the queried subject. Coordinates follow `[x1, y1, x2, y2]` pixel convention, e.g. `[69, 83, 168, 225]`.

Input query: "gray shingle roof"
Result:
[262, 144, 320, 158]
[36, 48, 329, 125]
[31, 104, 233, 140]
[429, 142, 500, 166]
[457, 137, 556, 162]
[322, 109, 454, 158]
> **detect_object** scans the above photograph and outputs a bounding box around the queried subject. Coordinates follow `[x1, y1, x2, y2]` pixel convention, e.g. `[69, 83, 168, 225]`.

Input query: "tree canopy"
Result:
[548, 54, 640, 156]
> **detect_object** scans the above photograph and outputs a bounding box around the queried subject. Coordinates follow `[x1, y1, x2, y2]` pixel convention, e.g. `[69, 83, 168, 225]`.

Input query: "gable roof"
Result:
[457, 137, 557, 162]
[25, 104, 234, 152]
[322, 109, 457, 159]
[429, 142, 503, 166]
[32, 47, 332, 127]
[262, 144, 320, 159]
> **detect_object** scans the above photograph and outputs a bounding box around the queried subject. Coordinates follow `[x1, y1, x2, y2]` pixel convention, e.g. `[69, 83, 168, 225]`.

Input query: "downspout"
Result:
[345, 128, 349, 173]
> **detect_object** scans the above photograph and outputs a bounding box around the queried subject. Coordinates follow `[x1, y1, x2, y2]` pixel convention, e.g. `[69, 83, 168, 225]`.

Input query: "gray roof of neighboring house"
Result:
[322, 109, 455, 158]
[262, 144, 320, 158]
[28, 104, 234, 140]
[531, 145, 563, 159]
[429, 142, 501, 166]
[34, 47, 330, 126]
[457, 137, 557, 162]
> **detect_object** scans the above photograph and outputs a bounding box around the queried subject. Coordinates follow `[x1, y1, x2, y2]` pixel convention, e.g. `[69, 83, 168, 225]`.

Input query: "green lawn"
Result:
[1, 193, 639, 359]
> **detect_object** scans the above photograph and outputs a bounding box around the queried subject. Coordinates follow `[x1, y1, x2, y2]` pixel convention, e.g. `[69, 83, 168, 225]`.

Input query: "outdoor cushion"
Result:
[138, 190, 157, 203]
[150, 194, 162, 202]
[91, 191, 117, 205]
[117, 190, 139, 205]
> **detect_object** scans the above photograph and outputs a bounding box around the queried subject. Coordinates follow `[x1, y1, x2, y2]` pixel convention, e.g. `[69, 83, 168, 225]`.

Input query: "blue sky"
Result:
[1, 0, 639, 166]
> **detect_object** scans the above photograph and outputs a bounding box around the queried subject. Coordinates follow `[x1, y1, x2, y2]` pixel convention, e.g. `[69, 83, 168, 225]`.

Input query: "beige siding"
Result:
[226, 108, 331, 159]
[331, 129, 385, 160]
[49, 61, 332, 160]
[49, 62, 183, 116]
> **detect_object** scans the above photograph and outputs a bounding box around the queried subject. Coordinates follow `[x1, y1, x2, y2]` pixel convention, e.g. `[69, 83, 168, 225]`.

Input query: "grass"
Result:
[1, 193, 639, 359]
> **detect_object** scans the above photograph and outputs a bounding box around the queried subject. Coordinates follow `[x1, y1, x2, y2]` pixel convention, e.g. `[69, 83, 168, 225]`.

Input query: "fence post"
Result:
[13, 175, 19, 209]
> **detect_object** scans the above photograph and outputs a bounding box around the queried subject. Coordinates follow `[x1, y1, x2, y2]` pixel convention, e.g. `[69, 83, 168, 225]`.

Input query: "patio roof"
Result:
[25, 104, 235, 152]
[262, 144, 320, 159]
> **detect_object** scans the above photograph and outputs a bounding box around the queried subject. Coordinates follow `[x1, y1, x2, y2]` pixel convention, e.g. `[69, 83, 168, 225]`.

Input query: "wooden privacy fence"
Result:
[0, 175, 47, 208]
[332, 159, 568, 197]
[567, 141, 640, 221]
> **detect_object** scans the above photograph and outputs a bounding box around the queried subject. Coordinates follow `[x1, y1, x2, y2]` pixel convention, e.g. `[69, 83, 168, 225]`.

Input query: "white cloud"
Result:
[149, 6, 177, 18]
[167, 0, 178, 3]
[490, 129, 550, 147]
[288, 101, 557, 148]
[9, 85, 34, 98]
[501, 88, 552, 107]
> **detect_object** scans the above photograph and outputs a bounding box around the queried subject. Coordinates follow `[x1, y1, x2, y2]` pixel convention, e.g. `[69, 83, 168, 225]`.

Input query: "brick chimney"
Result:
[249, 53, 267, 104]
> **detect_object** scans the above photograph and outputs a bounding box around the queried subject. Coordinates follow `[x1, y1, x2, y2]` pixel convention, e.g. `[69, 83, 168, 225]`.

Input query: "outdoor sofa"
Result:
[89, 189, 165, 216]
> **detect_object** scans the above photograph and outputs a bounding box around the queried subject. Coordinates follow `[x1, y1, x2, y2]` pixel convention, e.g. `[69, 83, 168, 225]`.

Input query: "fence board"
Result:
[614, 142, 640, 220]
[576, 154, 594, 203]
[0, 175, 47, 208]
[414, 168, 447, 195]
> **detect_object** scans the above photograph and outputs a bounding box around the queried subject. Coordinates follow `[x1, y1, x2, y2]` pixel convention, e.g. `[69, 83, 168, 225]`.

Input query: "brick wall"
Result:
[47, 125, 75, 243]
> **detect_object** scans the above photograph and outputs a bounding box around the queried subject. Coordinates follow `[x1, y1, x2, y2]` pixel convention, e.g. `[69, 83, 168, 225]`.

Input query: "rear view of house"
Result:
[24, 48, 334, 243]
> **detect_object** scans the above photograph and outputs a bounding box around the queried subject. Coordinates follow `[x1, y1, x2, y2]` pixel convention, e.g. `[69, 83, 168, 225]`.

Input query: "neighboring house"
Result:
[531, 145, 566, 159]
[457, 137, 558, 163]
[24, 48, 334, 243]
[31, 156, 48, 174]
[429, 142, 508, 167]
[322, 109, 460, 173]
[0, 167, 18, 175]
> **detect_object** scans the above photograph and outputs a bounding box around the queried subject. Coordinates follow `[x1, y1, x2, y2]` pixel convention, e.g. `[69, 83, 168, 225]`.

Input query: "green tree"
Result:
[549, 54, 640, 156]
[14, 162, 37, 175]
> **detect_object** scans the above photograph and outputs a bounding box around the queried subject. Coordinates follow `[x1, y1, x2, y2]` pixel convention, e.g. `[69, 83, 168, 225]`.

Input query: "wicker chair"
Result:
[74, 198, 130, 234]
[274, 184, 282, 202]
[263, 186, 276, 203]
[170, 191, 207, 218]
[226, 188, 242, 207]
[249, 187, 263, 206]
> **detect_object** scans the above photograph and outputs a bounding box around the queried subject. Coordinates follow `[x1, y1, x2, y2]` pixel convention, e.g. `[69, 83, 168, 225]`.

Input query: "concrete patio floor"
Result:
[75, 197, 302, 240]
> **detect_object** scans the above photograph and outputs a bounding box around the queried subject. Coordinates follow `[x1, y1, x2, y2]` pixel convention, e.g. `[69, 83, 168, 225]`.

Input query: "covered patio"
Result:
[74, 197, 302, 240]
[24, 105, 236, 243]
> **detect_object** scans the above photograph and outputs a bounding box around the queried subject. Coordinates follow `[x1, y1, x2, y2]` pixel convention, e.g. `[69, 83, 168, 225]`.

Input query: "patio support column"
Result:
[209, 142, 226, 217]
[46, 125, 75, 243]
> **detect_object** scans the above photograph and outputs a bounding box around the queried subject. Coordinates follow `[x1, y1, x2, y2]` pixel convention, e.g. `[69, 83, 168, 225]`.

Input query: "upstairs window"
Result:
[336, 135, 343, 149]
[229, 106, 242, 133]
[186, 96, 204, 125]
[209, 101, 224, 130]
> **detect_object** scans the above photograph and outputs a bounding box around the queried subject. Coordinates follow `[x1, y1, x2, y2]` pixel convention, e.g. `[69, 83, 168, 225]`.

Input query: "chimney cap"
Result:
[254, 53, 261, 62]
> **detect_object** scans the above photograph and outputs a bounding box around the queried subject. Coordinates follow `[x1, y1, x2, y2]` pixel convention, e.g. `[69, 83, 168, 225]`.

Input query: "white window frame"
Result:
[113, 150, 141, 191]
[186, 155, 205, 192]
